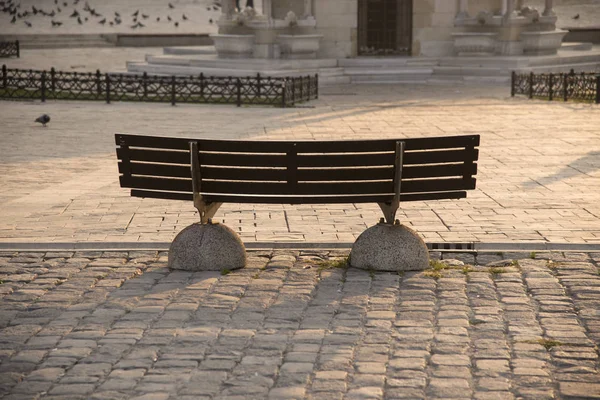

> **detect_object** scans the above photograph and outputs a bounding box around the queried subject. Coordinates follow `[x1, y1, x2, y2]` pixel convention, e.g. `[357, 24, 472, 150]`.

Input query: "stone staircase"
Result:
[127, 49, 350, 85]
[0, 34, 113, 49]
[124, 44, 600, 87]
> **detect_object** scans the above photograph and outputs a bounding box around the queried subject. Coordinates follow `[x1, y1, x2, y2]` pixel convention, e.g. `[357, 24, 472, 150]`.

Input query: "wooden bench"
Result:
[115, 134, 480, 228]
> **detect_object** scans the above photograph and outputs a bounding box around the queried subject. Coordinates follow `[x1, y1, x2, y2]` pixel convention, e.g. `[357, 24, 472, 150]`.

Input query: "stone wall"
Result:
[272, 0, 305, 20]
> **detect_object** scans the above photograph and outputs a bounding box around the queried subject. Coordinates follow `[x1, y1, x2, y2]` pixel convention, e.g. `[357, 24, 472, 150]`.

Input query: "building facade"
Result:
[216, 0, 561, 59]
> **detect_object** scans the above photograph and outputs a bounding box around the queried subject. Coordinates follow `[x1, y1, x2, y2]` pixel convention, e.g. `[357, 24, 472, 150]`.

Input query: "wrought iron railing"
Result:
[511, 70, 600, 104]
[0, 65, 318, 107]
[0, 41, 19, 58]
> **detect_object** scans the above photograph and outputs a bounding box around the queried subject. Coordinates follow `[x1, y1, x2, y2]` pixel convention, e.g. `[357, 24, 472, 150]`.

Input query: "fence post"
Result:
[171, 75, 176, 106]
[562, 73, 567, 101]
[143, 72, 148, 99]
[596, 74, 600, 104]
[16, 40, 20, 58]
[105, 73, 111, 104]
[548, 73, 554, 101]
[299, 76, 304, 100]
[510, 71, 515, 97]
[94, 69, 101, 97]
[281, 81, 286, 108]
[50, 67, 56, 93]
[41, 70, 46, 102]
[2, 65, 6, 89]
[236, 78, 242, 107]
[528, 72, 534, 99]
[307, 74, 311, 100]
[256, 73, 261, 97]
[200, 72, 204, 97]
[315, 74, 319, 99]
[291, 77, 296, 106]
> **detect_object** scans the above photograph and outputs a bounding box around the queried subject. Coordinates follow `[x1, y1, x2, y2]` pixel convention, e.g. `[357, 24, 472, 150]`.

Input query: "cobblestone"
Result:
[0, 250, 596, 398]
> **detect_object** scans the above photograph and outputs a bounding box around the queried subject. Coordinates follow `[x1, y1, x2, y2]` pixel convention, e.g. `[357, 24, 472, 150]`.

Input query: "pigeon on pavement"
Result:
[35, 114, 51, 127]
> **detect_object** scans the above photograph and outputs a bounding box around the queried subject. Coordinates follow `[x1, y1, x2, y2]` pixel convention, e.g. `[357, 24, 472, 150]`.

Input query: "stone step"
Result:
[561, 42, 594, 51]
[164, 46, 217, 55]
[0, 34, 113, 49]
[338, 57, 439, 68]
[144, 54, 339, 70]
[432, 66, 508, 77]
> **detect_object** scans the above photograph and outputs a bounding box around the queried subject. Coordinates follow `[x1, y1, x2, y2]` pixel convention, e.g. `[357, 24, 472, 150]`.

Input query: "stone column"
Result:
[456, 0, 469, 18]
[504, 0, 517, 18]
[221, 0, 235, 17]
[543, 0, 555, 16]
[304, 0, 313, 17]
[516, 0, 524, 10]
[262, 0, 272, 18]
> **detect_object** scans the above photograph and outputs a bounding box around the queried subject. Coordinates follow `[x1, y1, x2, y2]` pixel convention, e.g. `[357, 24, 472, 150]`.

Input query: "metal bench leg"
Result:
[378, 141, 405, 225]
[190, 141, 222, 224]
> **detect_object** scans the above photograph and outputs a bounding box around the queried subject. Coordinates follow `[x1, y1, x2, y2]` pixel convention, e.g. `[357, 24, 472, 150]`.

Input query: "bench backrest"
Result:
[115, 134, 479, 205]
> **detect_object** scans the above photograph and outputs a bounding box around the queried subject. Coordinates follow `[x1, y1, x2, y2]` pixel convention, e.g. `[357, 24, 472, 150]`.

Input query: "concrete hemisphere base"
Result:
[350, 223, 430, 272]
[168, 222, 247, 271]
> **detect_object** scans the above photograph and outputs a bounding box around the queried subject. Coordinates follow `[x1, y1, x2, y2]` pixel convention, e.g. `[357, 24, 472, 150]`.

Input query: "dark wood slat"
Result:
[131, 189, 192, 202]
[116, 133, 480, 153]
[130, 189, 468, 204]
[117, 148, 190, 164]
[402, 178, 476, 193]
[121, 176, 394, 195]
[120, 162, 288, 181]
[202, 194, 394, 204]
[121, 163, 477, 182]
[295, 149, 478, 168]
[400, 191, 467, 202]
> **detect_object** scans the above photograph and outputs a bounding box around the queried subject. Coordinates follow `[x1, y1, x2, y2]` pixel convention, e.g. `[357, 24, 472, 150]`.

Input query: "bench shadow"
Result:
[522, 150, 600, 189]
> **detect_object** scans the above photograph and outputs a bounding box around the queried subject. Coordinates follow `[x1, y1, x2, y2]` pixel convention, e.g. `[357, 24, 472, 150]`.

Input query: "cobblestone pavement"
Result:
[0, 250, 598, 400]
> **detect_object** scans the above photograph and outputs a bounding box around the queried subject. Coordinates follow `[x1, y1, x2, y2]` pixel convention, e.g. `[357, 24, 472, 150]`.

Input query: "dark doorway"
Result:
[358, 0, 412, 56]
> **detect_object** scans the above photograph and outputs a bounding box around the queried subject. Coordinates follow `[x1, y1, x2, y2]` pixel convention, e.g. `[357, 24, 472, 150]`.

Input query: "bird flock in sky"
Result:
[1, 0, 223, 29]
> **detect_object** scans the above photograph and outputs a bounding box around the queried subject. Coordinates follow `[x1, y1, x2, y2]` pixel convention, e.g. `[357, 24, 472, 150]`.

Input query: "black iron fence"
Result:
[511, 70, 600, 104]
[0, 65, 318, 107]
[0, 41, 19, 58]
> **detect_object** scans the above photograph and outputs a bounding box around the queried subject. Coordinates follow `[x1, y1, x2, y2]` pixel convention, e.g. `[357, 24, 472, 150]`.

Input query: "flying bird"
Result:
[142, 13, 148, 19]
[182, 13, 187, 20]
[572, 14, 580, 19]
[168, 3, 174, 9]
[99, 17, 105, 24]
[70, 9, 78, 17]
[77, 16, 82, 24]
[35, 114, 51, 127]
[174, 21, 178, 27]
[156, 16, 160, 21]
[131, 9, 138, 17]
[24, 20, 31, 27]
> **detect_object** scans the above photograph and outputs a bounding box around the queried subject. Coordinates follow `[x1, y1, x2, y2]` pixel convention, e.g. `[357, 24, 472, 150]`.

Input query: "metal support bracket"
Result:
[190, 141, 222, 224]
[378, 141, 405, 224]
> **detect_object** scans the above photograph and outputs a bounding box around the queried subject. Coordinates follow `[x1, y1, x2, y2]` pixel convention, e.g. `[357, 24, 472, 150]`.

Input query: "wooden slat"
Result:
[402, 178, 476, 193]
[116, 133, 479, 153]
[130, 189, 468, 204]
[201, 194, 394, 204]
[117, 148, 189, 164]
[121, 176, 394, 195]
[131, 189, 192, 202]
[120, 162, 288, 181]
[402, 149, 479, 165]
[119, 163, 476, 182]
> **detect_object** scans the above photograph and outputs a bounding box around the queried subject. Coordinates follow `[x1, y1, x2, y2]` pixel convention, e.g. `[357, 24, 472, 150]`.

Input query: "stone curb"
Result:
[0, 241, 599, 252]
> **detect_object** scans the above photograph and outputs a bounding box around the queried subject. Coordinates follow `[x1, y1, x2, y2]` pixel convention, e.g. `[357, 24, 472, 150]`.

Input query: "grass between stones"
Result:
[316, 257, 350, 274]
[525, 338, 563, 351]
